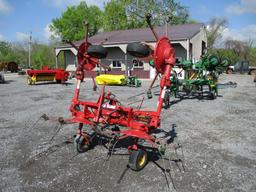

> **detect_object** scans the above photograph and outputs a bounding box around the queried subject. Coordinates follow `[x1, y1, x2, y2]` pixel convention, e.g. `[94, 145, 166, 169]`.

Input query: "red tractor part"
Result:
[65, 15, 177, 171]
[27, 66, 69, 85]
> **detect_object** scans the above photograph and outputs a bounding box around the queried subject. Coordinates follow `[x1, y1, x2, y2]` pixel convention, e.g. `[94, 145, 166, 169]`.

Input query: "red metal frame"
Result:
[27, 66, 69, 82]
[66, 22, 175, 150]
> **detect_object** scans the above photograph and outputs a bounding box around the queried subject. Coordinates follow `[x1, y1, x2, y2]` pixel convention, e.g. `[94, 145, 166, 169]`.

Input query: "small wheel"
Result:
[87, 45, 108, 59]
[209, 90, 217, 100]
[128, 149, 148, 171]
[226, 68, 233, 74]
[127, 43, 151, 58]
[27, 77, 32, 85]
[74, 135, 90, 153]
[163, 90, 170, 109]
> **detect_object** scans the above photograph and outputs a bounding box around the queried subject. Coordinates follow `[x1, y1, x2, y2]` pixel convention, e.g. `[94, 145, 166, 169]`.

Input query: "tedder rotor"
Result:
[64, 15, 182, 172]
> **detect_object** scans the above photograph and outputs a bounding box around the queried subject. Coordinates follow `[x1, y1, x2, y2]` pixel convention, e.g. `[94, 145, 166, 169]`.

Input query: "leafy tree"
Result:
[208, 48, 239, 65]
[30, 42, 55, 69]
[50, 1, 103, 41]
[50, 0, 191, 38]
[104, 0, 191, 31]
[126, 0, 190, 25]
[102, 0, 131, 31]
[225, 40, 252, 61]
[206, 18, 228, 49]
[12, 41, 29, 68]
[0, 41, 19, 63]
[249, 47, 256, 66]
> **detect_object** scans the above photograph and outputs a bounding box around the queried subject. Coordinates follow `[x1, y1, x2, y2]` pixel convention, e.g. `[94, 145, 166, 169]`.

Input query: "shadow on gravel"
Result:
[115, 126, 185, 190]
[31, 82, 73, 86]
[1, 80, 16, 84]
[167, 94, 220, 107]
[21, 117, 184, 190]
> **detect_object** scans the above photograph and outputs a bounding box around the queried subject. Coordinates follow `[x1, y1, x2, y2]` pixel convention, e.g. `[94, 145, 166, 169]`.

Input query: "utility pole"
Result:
[28, 31, 32, 68]
[165, 20, 168, 36]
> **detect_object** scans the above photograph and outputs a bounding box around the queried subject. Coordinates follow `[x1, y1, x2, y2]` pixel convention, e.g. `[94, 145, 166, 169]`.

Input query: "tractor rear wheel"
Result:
[128, 149, 148, 171]
[209, 90, 217, 100]
[74, 135, 90, 153]
[87, 45, 108, 59]
[127, 43, 151, 58]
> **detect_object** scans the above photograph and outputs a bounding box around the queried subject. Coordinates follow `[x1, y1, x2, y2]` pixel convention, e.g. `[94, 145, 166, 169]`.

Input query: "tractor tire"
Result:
[163, 90, 170, 109]
[87, 45, 108, 59]
[0, 74, 5, 83]
[27, 77, 33, 85]
[226, 68, 233, 74]
[209, 90, 217, 100]
[74, 135, 90, 153]
[127, 43, 151, 58]
[128, 149, 148, 171]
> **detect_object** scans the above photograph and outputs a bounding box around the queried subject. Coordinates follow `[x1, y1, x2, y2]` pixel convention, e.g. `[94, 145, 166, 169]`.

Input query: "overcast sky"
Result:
[0, 0, 255, 45]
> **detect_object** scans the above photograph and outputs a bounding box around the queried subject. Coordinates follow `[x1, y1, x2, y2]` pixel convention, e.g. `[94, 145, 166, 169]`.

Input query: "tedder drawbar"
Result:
[63, 14, 183, 172]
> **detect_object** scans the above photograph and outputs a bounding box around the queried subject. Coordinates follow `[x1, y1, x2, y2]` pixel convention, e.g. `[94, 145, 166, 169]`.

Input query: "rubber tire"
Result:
[163, 90, 170, 109]
[128, 149, 148, 171]
[127, 43, 151, 58]
[27, 77, 32, 85]
[209, 90, 217, 100]
[74, 135, 90, 153]
[0, 74, 4, 83]
[87, 45, 108, 59]
[226, 68, 233, 74]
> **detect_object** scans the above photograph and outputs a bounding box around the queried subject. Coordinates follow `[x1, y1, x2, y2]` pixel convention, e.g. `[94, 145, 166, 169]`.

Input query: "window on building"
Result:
[175, 57, 182, 64]
[133, 60, 144, 68]
[112, 60, 121, 68]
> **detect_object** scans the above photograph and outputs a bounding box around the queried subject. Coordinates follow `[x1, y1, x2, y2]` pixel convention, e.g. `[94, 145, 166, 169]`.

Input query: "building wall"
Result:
[64, 50, 76, 67]
[101, 47, 126, 71]
[172, 43, 187, 62]
[60, 40, 195, 79]
[190, 28, 207, 62]
[101, 47, 151, 78]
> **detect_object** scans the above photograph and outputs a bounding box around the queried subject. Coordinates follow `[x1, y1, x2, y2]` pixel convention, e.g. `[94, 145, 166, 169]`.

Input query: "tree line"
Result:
[0, 0, 255, 70]
[0, 41, 65, 70]
[50, 0, 192, 41]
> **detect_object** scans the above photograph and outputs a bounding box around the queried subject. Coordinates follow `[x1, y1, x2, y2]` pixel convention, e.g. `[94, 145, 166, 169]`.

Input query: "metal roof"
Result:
[57, 23, 204, 48]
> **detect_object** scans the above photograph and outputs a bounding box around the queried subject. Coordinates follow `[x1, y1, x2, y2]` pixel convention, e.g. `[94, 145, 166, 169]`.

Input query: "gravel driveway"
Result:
[0, 73, 255, 192]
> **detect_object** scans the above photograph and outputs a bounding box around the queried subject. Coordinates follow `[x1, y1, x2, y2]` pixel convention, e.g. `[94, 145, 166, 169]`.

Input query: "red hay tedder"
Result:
[27, 66, 69, 85]
[63, 14, 183, 172]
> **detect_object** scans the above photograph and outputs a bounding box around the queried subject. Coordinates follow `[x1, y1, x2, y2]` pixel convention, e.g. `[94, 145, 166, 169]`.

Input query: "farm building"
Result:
[55, 23, 207, 79]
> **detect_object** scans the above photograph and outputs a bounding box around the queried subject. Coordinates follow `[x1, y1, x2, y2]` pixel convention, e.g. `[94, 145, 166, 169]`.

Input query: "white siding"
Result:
[190, 28, 207, 62]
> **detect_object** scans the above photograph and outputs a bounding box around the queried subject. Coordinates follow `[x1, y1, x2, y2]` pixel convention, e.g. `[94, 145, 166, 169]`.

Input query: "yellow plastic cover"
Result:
[96, 74, 126, 85]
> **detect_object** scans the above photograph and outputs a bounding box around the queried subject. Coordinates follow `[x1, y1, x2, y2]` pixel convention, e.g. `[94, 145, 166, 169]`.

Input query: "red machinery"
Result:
[66, 15, 177, 171]
[27, 66, 69, 85]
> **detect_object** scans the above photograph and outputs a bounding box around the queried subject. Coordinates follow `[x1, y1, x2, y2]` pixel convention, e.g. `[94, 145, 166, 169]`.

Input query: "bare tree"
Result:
[206, 18, 228, 49]
[225, 39, 253, 61]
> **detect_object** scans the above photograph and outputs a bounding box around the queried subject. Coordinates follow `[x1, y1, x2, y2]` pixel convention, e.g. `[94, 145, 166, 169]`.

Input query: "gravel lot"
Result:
[0, 73, 255, 192]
